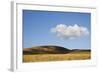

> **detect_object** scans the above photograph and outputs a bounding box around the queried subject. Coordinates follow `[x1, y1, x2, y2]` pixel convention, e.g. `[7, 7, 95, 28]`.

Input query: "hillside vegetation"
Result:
[23, 45, 91, 62]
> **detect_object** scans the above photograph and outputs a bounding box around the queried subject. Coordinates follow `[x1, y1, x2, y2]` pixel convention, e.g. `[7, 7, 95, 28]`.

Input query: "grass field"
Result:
[23, 51, 91, 62]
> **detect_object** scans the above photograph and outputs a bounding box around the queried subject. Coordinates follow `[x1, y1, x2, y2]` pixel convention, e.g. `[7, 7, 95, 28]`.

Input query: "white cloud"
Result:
[51, 24, 89, 39]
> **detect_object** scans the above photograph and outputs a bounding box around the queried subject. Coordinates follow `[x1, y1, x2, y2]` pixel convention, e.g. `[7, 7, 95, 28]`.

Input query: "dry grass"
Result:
[23, 51, 91, 62]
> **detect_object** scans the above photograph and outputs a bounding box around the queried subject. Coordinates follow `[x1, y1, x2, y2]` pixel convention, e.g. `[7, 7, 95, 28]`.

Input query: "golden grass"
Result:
[23, 51, 91, 62]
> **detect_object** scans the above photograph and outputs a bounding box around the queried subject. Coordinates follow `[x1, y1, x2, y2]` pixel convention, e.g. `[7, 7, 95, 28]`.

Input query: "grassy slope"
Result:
[23, 46, 91, 62]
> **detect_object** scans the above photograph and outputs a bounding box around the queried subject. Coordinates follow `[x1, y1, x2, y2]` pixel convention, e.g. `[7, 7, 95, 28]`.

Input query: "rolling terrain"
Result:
[23, 45, 91, 62]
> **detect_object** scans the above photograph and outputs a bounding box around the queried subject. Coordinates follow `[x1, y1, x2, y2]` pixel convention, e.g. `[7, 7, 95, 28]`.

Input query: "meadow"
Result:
[23, 51, 91, 62]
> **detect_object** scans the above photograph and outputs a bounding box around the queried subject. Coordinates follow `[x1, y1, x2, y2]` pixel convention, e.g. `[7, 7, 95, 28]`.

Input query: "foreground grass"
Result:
[23, 51, 91, 62]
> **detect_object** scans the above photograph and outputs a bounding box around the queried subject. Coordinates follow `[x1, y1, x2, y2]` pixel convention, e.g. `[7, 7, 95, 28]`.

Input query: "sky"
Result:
[23, 10, 91, 49]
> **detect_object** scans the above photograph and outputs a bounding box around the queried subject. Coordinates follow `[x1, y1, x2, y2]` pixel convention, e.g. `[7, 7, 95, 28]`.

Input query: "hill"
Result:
[23, 45, 71, 54]
[23, 45, 90, 55]
[23, 45, 91, 62]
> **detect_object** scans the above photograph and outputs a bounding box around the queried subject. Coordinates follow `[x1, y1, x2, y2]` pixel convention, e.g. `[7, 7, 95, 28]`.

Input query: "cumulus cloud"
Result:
[51, 24, 89, 39]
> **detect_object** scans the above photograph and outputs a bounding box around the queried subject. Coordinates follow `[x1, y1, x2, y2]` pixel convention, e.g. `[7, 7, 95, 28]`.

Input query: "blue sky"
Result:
[23, 10, 91, 49]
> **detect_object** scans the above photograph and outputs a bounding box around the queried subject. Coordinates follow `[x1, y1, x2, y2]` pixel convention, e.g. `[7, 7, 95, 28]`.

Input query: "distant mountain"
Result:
[23, 45, 71, 54]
